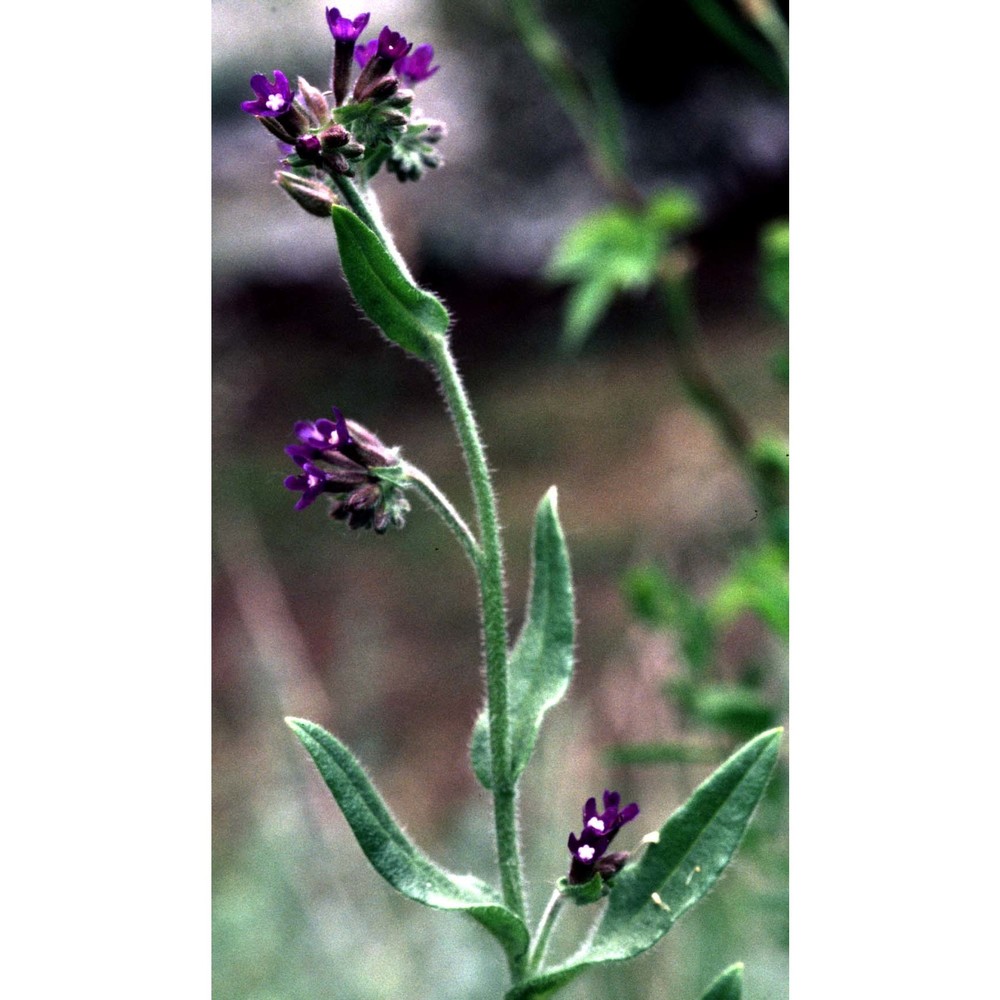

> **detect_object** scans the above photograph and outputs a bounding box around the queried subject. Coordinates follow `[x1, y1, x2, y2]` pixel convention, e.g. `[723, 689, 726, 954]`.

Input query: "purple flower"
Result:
[376, 25, 412, 62]
[353, 38, 378, 69]
[293, 406, 353, 456]
[397, 44, 439, 85]
[284, 459, 336, 511]
[326, 7, 370, 41]
[567, 790, 639, 884]
[241, 70, 294, 117]
[282, 407, 410, 532]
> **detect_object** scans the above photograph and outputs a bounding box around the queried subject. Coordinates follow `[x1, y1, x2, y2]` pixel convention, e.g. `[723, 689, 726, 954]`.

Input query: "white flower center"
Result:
[265, 93, 286, 112]
[577, 845, 596, 862]
[586, 818, 606, 832]
[307, 474, 321, 488]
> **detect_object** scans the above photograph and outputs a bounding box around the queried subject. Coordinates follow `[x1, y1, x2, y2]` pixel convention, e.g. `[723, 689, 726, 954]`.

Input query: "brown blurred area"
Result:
[213, 1, 787, 997]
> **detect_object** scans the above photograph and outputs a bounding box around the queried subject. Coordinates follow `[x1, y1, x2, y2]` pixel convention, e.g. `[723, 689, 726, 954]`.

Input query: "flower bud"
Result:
[320, 123, 351, 150]
[340, 141, 365, 159]
[295, 134, 323, 164]
[274, 171, 337, 218]
[297, 75, 331, 126]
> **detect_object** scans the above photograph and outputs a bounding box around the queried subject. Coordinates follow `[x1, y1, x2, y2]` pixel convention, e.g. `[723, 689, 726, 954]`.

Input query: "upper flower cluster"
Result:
[283, 406, 411, 533]
[566, 790, 639, 885]
[241, 8, 445, 190]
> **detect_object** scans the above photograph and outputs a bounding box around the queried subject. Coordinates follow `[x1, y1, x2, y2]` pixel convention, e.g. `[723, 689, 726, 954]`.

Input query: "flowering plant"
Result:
[239, 7, 782, 998]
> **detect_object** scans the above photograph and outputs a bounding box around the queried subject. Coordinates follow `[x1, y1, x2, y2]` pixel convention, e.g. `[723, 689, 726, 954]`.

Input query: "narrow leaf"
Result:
[287, 717, 528, 960]
[331, 205, 449, 360]
[506, 730, 781, 994]
[472, 488, 575, 788]
[588, 727, 782, 961]
[700, 962, 744, 1000]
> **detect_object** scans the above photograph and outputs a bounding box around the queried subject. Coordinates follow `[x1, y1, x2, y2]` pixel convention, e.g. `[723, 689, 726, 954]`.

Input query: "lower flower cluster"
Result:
[283, 407, 410, 533]
[567, 790, 639, 885]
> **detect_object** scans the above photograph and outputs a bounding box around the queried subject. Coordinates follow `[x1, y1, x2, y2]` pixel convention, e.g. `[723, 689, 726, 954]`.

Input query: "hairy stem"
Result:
[401, 460, 483, 570]
[527, 888, 565, 974]
[428, 337, 528, 946]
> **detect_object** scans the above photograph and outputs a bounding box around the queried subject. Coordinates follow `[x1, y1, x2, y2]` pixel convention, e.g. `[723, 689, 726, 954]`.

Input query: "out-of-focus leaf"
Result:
[700, 961, 744, 1000]
[647, 188, 701, 235]
[331, 205, 449, 360]
[547, 207, 659, 348]
[472, 488, 575, 788]
[622, 564, 715, 675]
[710, 542, 789, 641]
[287, 718, 528, 960]
[688, 684, 777, 739]
[761, 220, 789, 322]
[604, 741, 723, 767]
[505, 730, 782, 997]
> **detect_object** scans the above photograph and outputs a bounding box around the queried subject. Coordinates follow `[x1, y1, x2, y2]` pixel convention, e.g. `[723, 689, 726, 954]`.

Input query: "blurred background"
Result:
[213, 1, 788, 997]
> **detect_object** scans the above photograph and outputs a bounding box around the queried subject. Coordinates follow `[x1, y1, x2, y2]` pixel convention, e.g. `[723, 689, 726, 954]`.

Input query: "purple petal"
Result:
[603, 790, 620, 811]
[284, 474, 308, 491]
[617, 803, 640, 825]
[272, 69, 291, 98]
[249, 73, 270, 97]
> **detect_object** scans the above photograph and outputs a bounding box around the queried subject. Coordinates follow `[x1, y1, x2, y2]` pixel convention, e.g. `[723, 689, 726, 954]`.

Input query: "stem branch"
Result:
[401, 460, 483, 571]
[527, 888, 565, 974]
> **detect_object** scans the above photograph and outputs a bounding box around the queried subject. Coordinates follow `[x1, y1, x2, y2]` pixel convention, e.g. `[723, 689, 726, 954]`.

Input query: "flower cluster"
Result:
[284, 407, 411, 533]
[567, 790, 639, 885]
[241, 8, 445, 199]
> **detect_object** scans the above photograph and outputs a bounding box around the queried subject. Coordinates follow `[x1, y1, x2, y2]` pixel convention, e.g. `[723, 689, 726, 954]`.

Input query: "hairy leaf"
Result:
[506, 730, 781, 994]
[472, 488, 575, 788]
[287, 718, 528, 960]
[331, 205, 449, 360]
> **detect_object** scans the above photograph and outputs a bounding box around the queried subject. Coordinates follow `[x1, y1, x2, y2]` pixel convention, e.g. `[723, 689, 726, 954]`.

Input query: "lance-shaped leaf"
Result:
[504, 729, 781, 997]
[331, 205, 450, 360]
[700, 962, 744, 1000]
[287, 718, 528, 961]
[472, 488, 575, 788]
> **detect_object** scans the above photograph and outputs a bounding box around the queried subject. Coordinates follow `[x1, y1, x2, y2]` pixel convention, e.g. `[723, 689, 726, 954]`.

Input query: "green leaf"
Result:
[622, 565, 715, 675]
[603, 741, 723, 767]
[472, 488, 575, 788]
[548, 207, 659, 349]
[287, 717, 528, 960]
[647, 188, 701, 235]
[507, 730, 781, 996]
[331, 205, 449, 360]
[710, 541, 789, 641]
[688, 684, 777, 740]
[761, 220, 789, 322]
[700, 962, 744, 1000]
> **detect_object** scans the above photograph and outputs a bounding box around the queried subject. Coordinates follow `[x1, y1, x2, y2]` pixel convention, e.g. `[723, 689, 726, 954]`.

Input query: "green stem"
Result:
[508, 0, 641, 206]
[527, 888, 565, 974]
[330, 174, 382, 239]
[428, 337, 528, 941]
[401, 460, 483, 571]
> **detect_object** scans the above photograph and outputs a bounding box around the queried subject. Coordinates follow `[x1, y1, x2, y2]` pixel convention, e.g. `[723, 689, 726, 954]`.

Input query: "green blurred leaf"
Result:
[688, 684, 777, 739]
[761, 220, 789, 322]
[604, 741, 723, 767]
[547, 207, 659, 347]
[331, 205, 449, 360]
[700, 962, 744, 1000]
[622, 565, 715, 674]
[506, 730, 781, 997]
[287, 718, 529, 960]
[472, 488, 575, 788]
[647, 188, 701, 235]
[710, 542, 789, 641]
